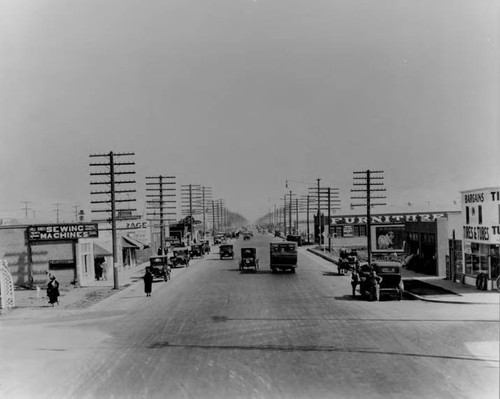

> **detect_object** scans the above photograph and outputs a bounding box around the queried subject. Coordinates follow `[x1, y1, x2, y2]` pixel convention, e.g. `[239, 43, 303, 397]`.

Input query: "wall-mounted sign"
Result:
[28, 223, 98, 242]
[331, 212, 448, 225]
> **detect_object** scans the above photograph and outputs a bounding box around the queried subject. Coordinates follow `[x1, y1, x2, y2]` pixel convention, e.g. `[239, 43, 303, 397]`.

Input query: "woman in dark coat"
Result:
[143, 268, 153, 297]
[47, 274, 60, 306]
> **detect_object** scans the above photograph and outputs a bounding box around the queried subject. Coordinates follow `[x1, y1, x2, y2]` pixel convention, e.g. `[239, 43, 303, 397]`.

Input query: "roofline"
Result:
[459, 186, 500, 193]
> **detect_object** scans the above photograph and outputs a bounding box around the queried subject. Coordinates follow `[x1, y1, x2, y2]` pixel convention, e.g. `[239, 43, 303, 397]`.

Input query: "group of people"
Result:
[94, 258, 109, 281]
[351, 266, 383, 301]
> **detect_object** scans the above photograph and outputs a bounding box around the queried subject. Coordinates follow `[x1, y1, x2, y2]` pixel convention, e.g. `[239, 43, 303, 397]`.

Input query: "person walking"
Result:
[101, 260, 108, 281]
[351, 266, 360, 297]
[369, 269, 383, 301]
[47, 274, 60, 306]
[143, 267, 153, 297]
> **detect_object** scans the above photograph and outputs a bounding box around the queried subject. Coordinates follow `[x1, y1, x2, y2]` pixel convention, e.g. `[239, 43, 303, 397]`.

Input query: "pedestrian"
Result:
[101, 259, 108, 281]
[143, 267, 153, 297]
[369, 269, 383, 301]
[351, 267, 360, 297]
[47, 274, 60, 306]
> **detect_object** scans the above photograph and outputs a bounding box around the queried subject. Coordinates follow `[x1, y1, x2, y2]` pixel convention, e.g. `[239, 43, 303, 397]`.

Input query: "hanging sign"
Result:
[28, 223, 99, 242]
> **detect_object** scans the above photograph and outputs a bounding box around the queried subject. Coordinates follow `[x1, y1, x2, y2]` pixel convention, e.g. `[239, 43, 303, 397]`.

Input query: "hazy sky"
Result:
[0, 0, 498, 223]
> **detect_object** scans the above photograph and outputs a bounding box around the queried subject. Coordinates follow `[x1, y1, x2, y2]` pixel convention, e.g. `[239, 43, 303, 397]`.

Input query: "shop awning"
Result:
[121, 235, 149, 250]
[93, 243, 112, 257]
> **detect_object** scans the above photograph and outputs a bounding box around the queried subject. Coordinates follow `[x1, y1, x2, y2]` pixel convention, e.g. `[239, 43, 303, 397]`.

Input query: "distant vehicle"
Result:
[190, 244, 204, 258]
[239, 247, 259, 272]
[243, 233, 251, 241]
[358, 261, 404, 301]
[338, 249, 359, 275]
[219, 244, 234, 260]
[286, 235, 302, 246]
[148, 255, 171, 281]
[202, 240, 211, 254]
[171, 248, 190, 267]
[270, 242, 298, 273]
[214, 234, 225, 245]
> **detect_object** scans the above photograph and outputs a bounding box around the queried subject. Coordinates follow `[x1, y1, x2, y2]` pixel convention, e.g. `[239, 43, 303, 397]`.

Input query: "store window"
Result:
[491, 245, 499, 279]
[464, 243, 490, 276]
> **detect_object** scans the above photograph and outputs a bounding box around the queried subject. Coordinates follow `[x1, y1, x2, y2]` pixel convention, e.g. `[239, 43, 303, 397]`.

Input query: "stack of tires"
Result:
[475, 273, 488, 291]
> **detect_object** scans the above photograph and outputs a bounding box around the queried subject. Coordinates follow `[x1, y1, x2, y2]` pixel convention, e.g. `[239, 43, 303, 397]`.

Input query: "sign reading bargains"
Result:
[28, 223, 99, 241]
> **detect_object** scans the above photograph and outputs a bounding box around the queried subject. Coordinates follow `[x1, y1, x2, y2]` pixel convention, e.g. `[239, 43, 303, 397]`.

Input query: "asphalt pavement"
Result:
[2, 244, 498, 320]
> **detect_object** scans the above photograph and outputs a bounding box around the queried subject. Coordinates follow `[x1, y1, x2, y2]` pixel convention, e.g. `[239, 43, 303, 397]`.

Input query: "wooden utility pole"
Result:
[146, 175, 176, 254]
[351, 170, 386, 265]
[90, 151, 136, 290]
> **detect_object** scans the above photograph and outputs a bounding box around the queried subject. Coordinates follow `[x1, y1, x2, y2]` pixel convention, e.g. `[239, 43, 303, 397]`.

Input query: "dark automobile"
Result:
[214, 234, 225, 245]
[270, 242, 298, 273]
[338, 249, 359, 275]
[190, 244, 204, 258]
[220, 244, 234, 260]
[243, 233, 251, 241]
[202, 240, 211, 254]
[171, 248, 190, 267]
[239, 247, 259, 272]
[286, 234, 302, 246]
[148, 255, 171, 281]
[358, 261, 404, 301]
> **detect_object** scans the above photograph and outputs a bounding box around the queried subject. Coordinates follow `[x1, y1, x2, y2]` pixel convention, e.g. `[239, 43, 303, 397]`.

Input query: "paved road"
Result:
[1, 234, 498, 399]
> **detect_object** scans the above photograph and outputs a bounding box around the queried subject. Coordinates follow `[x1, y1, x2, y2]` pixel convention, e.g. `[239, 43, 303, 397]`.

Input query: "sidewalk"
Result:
[1, 261, 149, 320]
[306, 247, 499, 305]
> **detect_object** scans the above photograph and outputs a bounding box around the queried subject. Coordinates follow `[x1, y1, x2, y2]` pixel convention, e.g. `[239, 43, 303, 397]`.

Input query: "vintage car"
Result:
[243, 233, 251, 241]
[190, 244, 204, 258]
[214, 234, 225, 245]
[338, 249, 359, 275]
[270, 242, 298, 273]
[286, 235, 302, 246]
[171, 248, 190, 267]
[239, 247, 259, 272]
[202, 240, 211, 254]
[148, 255, 171, 281]
[219, 244, 234, 260]
[358, 261, 404, 301]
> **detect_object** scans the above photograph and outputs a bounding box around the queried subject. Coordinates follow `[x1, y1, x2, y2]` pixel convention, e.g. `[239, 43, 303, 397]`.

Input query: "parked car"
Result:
[243, 233, 251, 241]
[338, 248, 359, 275]
[286, 234, 302, 246]
[148, 255, 171, 281]
[220, 244, 234, 260]
[190, 244, 204, 258]
[171, 248, 190, 267]
[202, 240, 211, 254]
[270, 242, 298, 273]
[358, 261, 404, 301]
[239, 247, 259, 272]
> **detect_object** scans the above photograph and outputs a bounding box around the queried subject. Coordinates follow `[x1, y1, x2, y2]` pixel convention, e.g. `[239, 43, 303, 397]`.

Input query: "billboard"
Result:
[371, 225, 405, 252]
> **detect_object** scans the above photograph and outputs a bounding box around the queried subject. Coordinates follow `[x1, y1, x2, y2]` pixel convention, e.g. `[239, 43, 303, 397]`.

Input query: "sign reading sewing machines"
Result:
[28, 223, 99, 242]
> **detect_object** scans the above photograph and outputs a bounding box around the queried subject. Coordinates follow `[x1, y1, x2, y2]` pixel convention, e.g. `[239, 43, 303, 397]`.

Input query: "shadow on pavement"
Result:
[403, 280, 459, 296]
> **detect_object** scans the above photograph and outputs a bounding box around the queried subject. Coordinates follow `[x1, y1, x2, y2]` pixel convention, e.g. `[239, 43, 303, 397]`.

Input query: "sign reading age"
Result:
[29, 223, 99, 241]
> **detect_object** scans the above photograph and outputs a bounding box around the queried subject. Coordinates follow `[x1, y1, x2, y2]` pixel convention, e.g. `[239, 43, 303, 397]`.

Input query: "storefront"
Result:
[460, 187, 500, 290]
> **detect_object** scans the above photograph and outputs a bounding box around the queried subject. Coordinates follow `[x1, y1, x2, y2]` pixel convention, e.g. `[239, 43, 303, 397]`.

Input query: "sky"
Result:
[0, 0, 498, 223]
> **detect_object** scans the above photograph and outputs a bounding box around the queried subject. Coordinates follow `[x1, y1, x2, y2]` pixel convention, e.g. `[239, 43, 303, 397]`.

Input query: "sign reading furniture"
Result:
[28, 223, 99, 242]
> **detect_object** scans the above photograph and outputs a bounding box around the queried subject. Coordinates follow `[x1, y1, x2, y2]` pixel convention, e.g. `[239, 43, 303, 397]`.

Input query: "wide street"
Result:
[1, 233, 498, 399]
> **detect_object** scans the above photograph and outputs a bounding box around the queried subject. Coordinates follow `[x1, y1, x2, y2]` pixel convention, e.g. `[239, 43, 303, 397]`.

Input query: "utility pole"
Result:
[201, 186, 212, 240]
[146, 175, 176, 254]
[90, 151, 136, 290]
[21, 201, 32, 218]
[351, 169, 386, 265]
[181, 184, 202, 244]
[53, 203, 62, 223]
